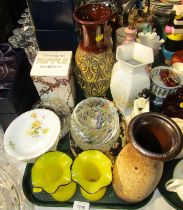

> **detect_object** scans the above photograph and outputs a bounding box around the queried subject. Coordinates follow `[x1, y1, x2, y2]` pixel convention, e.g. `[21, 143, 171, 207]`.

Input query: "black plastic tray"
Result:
[22, 134, 154, 209]
[158, 159, 183, 210]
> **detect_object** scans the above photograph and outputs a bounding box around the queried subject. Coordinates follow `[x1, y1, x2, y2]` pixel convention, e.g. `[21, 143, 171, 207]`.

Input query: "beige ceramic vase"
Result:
[112, 112, 183, 203]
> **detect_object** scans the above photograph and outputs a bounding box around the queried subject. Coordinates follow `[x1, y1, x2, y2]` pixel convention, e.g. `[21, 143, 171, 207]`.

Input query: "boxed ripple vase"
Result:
[30, 51, 76, 108]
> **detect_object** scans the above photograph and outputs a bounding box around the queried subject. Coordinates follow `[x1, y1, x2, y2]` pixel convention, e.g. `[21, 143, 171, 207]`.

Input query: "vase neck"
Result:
[78, 23, 109, 53]
[118, 61, 146, 74]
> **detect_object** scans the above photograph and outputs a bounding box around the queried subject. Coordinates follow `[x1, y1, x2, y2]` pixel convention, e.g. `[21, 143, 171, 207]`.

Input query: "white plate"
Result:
[4, 109, 61, 161]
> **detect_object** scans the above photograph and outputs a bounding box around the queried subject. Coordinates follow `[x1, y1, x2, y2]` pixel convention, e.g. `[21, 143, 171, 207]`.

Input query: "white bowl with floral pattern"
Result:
[4, 109, 61, 162]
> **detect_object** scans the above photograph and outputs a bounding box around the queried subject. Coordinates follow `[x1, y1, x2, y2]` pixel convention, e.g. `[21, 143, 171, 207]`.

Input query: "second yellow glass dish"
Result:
[72, 150, 112, 201]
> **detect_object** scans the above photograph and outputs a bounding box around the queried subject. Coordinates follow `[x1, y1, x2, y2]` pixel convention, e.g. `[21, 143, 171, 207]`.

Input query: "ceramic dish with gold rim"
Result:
[4, 109, 61, 162]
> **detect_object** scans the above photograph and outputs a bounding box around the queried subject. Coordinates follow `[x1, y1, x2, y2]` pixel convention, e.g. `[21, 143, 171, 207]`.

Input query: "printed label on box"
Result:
[30, 51, 76, 108]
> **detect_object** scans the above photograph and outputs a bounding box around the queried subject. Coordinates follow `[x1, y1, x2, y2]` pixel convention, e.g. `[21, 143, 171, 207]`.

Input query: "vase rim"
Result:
[73, 3, 111, 25]
[127, 112, 183, 161]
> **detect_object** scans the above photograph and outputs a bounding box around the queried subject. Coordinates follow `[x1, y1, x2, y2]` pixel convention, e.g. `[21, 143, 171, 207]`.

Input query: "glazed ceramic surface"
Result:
[70, 97, 120, 152]
[113, 112, 183, 203]
[158, 159, 183, 210]
[74, 3, 114, 97]
[128, 112, 183, 161]
[72, 150, 112, 194]
[113, 143, 163, 203]
[75, 47, 114, 97]
[150, 66, 181, 106]
[110, 42, 154, 115]
[161, 86, 183, 119]
[172, 62, 183, 85]
[122, 27, 137, 45]
[31, 151, 72, 194]
[4, 109, 61, 162]
[138, 32, 164, 55]
[165, 159, 183, 204]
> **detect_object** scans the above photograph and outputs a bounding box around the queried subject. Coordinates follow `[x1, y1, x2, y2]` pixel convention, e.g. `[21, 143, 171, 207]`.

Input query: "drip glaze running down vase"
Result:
[112, 112, 183, 203]
[73, 3, 114, 97]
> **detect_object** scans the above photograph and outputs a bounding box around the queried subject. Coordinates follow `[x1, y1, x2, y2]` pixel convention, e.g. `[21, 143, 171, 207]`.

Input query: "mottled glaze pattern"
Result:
[112, 112, 183, 203]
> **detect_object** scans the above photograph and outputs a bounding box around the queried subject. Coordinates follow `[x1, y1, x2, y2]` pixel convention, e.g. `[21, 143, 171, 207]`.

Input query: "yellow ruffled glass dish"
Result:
[31, 151, 72, 194]
[72, 150, 112, 201]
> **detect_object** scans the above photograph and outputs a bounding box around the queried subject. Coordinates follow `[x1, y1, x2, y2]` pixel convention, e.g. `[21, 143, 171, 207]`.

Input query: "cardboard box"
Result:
[0, 48, 31, 114]
[27, 0, 75, 30]
[30, 51, 76, 108]
[34, 29, 78, 52]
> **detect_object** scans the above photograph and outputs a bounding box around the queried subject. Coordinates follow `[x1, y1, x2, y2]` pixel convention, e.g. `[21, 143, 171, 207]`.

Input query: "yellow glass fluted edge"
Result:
[32, 151, 72, 194]
[51, 181, 77, 202]
[72, 150, 112, 194]
[80, 187, 106, 201]
[167, 34, 183, 41]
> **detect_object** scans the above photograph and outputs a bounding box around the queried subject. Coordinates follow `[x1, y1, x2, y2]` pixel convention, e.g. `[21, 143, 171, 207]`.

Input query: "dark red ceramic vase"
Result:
[73, 3, 111, 53]
[73, 3, 114, 97]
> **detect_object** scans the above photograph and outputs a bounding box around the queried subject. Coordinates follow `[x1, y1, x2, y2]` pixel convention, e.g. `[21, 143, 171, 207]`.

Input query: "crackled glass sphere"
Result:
[70, 97, 120, 152]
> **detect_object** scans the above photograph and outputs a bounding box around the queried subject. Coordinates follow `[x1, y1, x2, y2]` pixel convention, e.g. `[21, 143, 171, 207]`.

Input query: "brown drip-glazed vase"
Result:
[73, 3, 114, 97]
[112, 112, 183, 203]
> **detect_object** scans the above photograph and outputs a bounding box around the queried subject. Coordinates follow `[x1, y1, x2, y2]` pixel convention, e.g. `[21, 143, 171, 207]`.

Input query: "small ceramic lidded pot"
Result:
[150, 66, 181, 107]
[112, 112, 183, 203]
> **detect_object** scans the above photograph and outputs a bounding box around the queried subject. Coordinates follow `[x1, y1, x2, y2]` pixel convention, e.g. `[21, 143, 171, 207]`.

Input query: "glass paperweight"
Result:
[33, 98, 71, 138]
[70, 97, 120, 152]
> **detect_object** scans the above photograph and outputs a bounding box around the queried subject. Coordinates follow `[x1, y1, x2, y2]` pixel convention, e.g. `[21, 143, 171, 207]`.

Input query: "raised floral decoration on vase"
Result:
[73, 3, 114, 97]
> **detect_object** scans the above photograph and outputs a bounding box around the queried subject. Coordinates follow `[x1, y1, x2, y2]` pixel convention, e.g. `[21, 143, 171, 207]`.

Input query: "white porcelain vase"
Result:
[110, 42, 154, 115]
